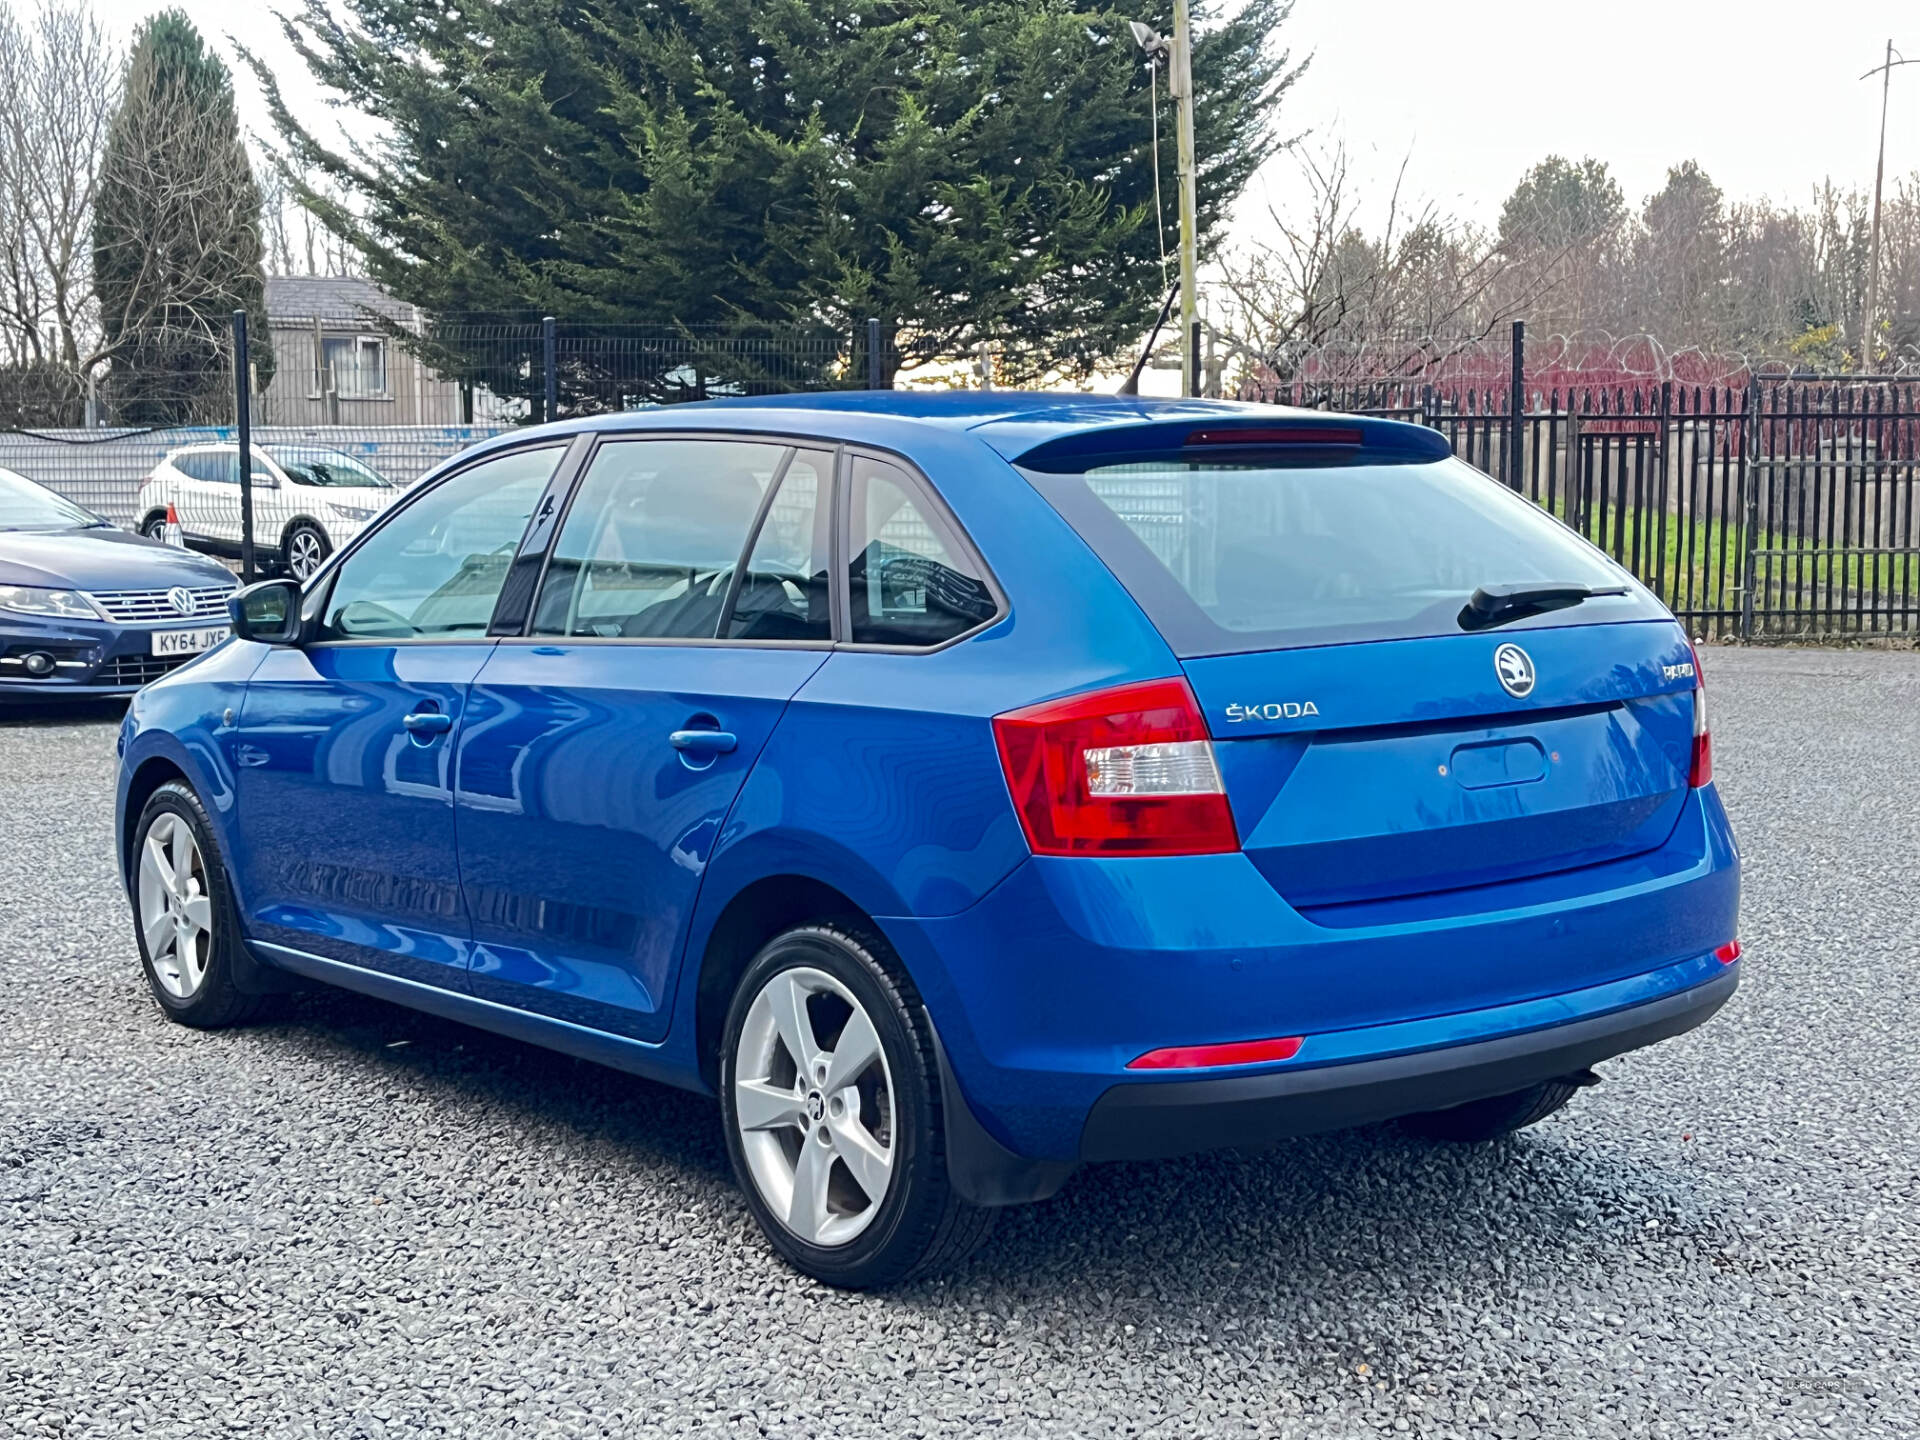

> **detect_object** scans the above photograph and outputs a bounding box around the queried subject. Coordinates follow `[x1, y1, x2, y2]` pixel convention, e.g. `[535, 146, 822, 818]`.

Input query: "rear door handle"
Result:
[404, 710, 454, 736]
[670, 729, 737, 755]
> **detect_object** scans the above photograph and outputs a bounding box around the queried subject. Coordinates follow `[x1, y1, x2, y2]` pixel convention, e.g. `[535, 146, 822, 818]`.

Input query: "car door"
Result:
[170, 450, 231, 547]
[454, 437, 835, 1040]
[228, 442, 570, 984]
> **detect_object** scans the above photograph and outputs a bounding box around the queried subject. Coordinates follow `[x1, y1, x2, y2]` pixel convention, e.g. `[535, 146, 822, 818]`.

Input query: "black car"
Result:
[0, 466, 237, 700]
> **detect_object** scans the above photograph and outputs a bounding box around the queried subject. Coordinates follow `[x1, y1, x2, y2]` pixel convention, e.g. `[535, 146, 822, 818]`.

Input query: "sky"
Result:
[1245, 0, 1917, 239]
[85, 0, 1920, 252]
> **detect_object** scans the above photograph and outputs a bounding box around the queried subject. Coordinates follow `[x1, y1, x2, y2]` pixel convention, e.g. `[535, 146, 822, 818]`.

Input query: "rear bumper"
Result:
[883, 784, 1739, 1164]
[1079, 961, 1736, 1162]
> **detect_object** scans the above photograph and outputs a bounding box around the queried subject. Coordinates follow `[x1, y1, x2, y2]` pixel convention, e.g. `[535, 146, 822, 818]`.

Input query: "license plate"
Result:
[151, 626, 230, 656]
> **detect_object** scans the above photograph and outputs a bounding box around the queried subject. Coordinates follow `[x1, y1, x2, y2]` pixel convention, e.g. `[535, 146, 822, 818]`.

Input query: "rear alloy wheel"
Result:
[734, 965, 897, 1248]
[720, 925, 992, 1288]
[131, 782, 263, 1028]
[282, 522, 330, 581]
[1398, 1079, 1581, 1142]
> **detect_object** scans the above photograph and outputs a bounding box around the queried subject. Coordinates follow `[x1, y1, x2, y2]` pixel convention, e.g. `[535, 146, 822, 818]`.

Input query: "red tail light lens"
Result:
[1689, 644, 1712, 788]
[1714, 940, 1742, 964]
[992, 677, 1239, 856]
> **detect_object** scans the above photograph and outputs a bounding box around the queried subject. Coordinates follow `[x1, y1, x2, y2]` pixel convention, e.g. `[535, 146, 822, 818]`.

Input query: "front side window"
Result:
[317, 446, 561, 641]
[845, 456, 997, 646]
[532, 438, 788, 640]
[224, 453, 277, 487]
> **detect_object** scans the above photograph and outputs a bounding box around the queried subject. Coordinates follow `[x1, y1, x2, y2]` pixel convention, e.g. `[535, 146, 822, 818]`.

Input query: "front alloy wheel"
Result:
[137, 812, 212, 999]
[130, 782, 264, 1028]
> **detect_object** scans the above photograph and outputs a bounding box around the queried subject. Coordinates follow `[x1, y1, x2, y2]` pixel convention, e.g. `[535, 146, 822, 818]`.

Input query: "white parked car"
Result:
[137, 444, 401, 581]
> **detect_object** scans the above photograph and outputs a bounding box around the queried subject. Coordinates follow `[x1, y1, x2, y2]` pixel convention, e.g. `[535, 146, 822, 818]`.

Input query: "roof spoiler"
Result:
[1012, 416, 1452, 472]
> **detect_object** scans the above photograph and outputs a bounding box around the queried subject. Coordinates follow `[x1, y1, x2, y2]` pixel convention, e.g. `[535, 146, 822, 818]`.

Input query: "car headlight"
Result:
[0, 586, 103, 620]
[328, 503, 377, 522]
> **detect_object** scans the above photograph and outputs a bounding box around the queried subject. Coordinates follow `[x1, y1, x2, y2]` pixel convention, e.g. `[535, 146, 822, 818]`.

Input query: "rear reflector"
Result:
[1128, 1035, 1305, 1071]
[1186, 426, 1363, 448]
[992, 677, 1238, 856]
[1715, 940, 1742, 964]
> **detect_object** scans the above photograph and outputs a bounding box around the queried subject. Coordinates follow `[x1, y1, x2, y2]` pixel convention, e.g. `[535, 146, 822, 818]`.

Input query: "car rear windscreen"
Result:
[1021, 455, 1661, 656]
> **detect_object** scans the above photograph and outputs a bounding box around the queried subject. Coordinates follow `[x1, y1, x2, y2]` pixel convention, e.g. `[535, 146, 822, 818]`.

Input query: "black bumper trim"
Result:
[1079, 967, 1738, 1163]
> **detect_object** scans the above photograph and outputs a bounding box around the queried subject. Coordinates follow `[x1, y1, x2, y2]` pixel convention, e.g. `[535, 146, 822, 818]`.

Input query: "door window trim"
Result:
[301, 423, 1008, 656]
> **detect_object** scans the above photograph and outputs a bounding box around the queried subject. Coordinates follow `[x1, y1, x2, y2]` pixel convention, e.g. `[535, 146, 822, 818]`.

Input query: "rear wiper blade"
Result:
[1458, 581, 1628, 632]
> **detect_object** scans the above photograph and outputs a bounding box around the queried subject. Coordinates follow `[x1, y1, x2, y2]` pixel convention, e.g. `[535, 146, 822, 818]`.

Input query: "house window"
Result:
[321, 335, 388, 398]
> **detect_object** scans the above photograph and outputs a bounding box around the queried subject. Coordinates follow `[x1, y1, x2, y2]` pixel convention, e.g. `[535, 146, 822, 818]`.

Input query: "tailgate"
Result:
[1183, 621, 1700, 911]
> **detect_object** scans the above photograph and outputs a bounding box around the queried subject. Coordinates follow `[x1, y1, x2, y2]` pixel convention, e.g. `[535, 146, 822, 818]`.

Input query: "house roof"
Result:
[264, 275, 418, 327]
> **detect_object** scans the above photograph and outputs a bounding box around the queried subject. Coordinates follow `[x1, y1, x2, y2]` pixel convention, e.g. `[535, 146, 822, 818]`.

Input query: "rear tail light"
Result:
[1715, 940, 1742, 964]
[1689, 644, 1712, 787]
[992, 677, 1238, 856]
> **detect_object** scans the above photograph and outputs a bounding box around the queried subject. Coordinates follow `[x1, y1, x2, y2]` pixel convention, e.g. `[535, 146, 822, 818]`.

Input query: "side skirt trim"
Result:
[252, 941, 707, 1095]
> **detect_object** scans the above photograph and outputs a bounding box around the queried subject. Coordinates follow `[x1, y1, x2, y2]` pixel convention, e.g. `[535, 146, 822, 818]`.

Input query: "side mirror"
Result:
[228, 579, 304, 645]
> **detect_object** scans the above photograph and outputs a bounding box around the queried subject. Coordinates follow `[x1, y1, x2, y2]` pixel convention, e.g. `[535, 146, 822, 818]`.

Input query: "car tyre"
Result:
[1398, 1079, 1580, 1142]
[282, 521, 330, 581]
[719, 923, 993, 1289]
[130, 781, 265, 1029]
[139, 510, 169, 540]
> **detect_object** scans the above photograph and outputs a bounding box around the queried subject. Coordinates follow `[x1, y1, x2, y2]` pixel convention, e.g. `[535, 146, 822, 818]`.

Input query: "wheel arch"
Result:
[120, 754, 189, 885]
[691, 873, 871, 1091]
[279, 514, 330, 550]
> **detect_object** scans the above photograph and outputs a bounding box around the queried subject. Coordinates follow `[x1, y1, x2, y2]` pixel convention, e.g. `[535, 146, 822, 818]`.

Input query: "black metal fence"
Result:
[0, 315, 897, 581]
[253, 316, 891, 428]
[8, 306, 1920, 639]
[1247, 372, 1920, 640]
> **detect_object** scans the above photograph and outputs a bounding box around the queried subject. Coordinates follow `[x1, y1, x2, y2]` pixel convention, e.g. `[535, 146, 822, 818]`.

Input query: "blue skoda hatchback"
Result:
[115, 394, 1739, 1287]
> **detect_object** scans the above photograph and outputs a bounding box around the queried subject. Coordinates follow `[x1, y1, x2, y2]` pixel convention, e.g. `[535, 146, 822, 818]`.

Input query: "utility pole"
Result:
[1130, 9, 1200, 397]
[1171, 0, 1199, 397]
[1862, 41, 1915, 370]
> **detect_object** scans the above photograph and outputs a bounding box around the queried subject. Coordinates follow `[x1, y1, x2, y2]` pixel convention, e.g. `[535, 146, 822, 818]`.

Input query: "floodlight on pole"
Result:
[1129, 20, 1167, 57]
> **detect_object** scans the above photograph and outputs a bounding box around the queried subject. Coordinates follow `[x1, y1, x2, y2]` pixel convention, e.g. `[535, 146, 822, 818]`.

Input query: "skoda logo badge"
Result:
[166, 586, 194, 617]
[1494, 643, 1536, 698]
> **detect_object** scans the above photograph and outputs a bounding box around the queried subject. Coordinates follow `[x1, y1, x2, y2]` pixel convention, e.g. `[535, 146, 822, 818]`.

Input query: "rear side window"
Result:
[725, 450, 833, 641]
[173, 451, 228, 484]
[845, 456, 998, 646]
[1023, 456, 1652, 655]
[532, 438, 786, 640]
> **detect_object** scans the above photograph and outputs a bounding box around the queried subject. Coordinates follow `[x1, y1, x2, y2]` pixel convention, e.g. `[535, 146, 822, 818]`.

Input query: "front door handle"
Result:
[404, 710, 454, 736]
[670, 729, 738, 755]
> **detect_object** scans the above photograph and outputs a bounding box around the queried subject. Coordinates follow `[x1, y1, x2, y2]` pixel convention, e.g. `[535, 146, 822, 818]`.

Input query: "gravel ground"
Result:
[2, 645, 1917, 1439]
